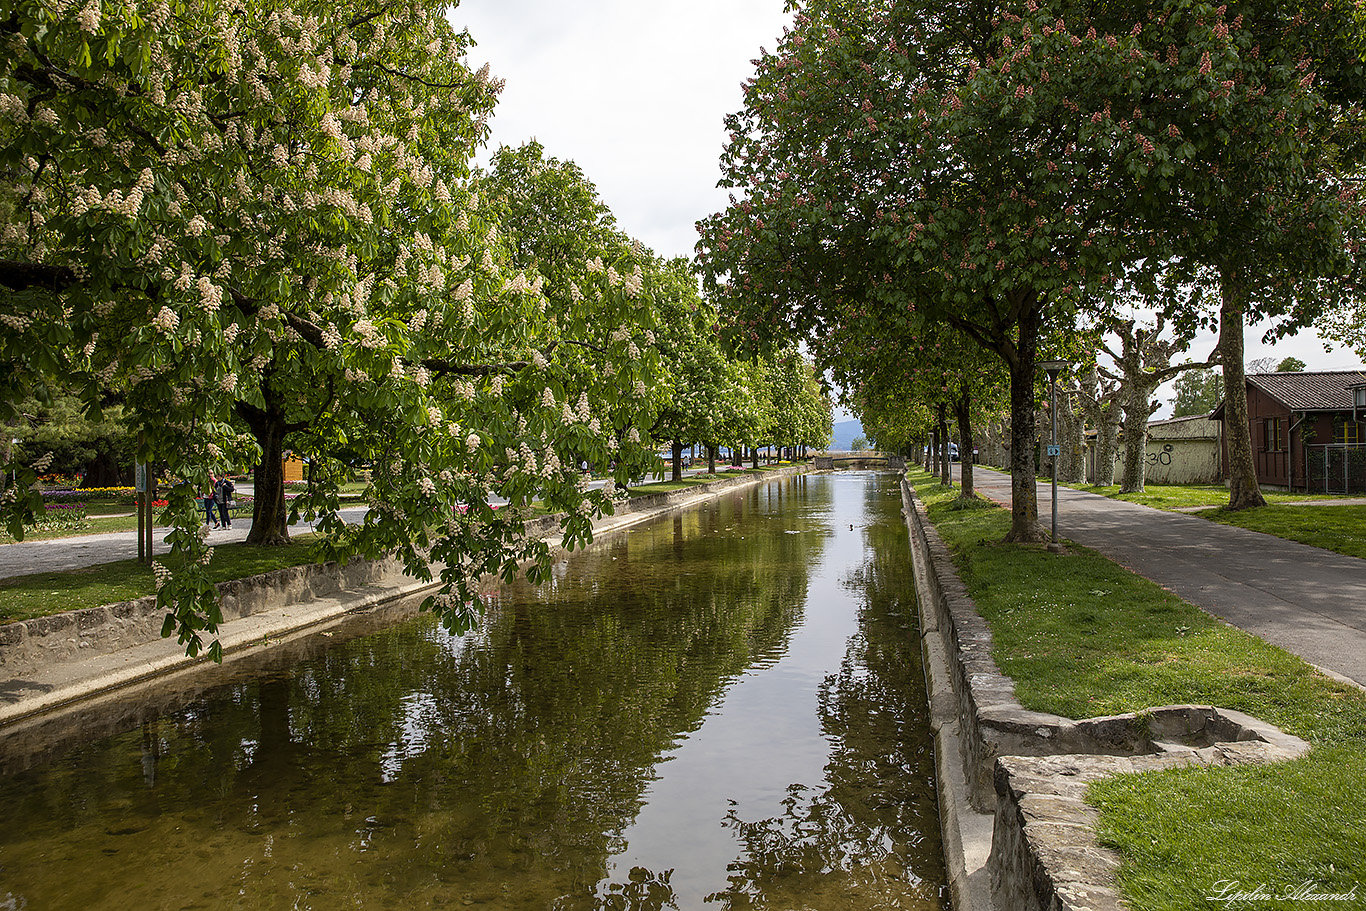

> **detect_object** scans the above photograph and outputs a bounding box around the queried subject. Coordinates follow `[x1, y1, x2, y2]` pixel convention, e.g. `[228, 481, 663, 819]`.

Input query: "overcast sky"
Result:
[452, 1, 1363, 420]
[454, 0, 787, 263]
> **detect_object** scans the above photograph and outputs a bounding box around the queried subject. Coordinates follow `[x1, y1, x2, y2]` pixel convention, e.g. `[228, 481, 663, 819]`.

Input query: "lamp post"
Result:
[1038, 360, 1069, 552]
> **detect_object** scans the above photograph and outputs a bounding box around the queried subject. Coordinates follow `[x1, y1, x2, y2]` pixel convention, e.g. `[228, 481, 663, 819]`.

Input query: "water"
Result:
[0, 473, 947, 910]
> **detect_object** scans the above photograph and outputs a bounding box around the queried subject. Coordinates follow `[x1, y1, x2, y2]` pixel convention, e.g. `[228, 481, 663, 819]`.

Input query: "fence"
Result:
[1304, 444, 1366, 495]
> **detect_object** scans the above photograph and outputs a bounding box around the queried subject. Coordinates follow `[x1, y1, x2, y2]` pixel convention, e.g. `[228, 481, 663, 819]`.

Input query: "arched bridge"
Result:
[813, 453, 907, 470]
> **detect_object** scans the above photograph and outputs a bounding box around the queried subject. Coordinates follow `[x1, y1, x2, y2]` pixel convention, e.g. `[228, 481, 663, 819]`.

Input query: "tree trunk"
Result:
[1060, 389, 1086, 484]
[1004, 304, 1045, 542]
[751, 445, 759, 470]
[953, 386, 975, 501]
[1219, 266, 1267, 509]
[937, 403, 952, 485]
[671, 440, 683, 482]
[1094, 403, 1120, 486]
[244, 412, 291, 545]
[1119, 383, 1155, 494]
[707, 444, 717, 474]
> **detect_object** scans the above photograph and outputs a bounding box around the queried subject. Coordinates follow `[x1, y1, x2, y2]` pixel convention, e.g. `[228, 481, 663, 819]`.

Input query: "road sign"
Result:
[1046, 444, 1061, 457]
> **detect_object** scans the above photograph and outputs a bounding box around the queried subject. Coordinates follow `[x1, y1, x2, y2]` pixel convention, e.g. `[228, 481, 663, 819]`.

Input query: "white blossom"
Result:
[75, 0, 101, 33]
[152, 306, 180, 334]
[196, 277, 223, 312]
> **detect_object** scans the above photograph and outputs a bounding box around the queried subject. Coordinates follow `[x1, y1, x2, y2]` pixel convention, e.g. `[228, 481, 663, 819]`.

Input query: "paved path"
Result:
[962, 466, 1366, 688]
[0, 506, 372, 580]
[0, 465, 728, 581]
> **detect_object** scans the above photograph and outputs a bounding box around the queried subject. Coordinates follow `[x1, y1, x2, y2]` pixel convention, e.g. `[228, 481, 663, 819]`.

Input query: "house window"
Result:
[1335, 416, 1363, 445]
[1264, 418, 1283, 452]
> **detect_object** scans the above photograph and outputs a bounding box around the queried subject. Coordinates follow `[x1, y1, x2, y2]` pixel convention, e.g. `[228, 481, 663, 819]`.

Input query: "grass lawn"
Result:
[625, 477, 721, 496]
[0, 533, 326, 624]
[625, 468, 777, 496]
[1203, 504, 1366, 560]
[1, 513, 153, 543]
[909, 468, 1366, 910]
[1071, 481, 1345, 510]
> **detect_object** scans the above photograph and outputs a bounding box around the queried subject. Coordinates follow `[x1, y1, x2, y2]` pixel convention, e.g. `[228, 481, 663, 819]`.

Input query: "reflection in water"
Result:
[0, 474, 946, 910]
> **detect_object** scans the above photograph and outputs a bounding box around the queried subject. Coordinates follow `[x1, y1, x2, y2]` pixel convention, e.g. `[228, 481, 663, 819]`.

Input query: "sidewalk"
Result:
[960, 466, 1366, 689]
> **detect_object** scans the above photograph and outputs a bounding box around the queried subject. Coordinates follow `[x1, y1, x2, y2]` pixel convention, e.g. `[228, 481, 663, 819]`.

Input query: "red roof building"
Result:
[1211, 371, 1366, 493]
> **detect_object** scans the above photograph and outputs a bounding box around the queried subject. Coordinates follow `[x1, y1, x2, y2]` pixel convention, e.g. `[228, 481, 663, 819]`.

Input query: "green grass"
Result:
[0, 514, 152, 542]
[1, 492, 369, 543]
[626, 477, 727, 496]
[1204, 504, 1366, 560]
[0, 534, 325, 624]
[909, 468, 1366, 910]
[625, 469, 771, 496]
[1073, 482, 1346, 510]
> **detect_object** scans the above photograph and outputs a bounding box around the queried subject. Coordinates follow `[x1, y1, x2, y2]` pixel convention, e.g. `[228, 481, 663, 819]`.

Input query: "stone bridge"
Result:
[813, 453, 907, 470]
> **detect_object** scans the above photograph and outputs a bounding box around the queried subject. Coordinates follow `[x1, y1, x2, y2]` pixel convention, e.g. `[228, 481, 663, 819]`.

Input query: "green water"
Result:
[0, 473, 947, 910]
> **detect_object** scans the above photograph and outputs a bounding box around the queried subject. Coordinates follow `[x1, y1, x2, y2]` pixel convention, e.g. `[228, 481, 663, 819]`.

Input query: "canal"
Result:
[0, 472, 947, 910]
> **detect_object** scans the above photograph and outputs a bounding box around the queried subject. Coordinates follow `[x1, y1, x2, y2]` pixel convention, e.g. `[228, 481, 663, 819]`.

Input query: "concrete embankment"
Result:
[0, 466, 804, 730]
[900, 476, 1307, 911]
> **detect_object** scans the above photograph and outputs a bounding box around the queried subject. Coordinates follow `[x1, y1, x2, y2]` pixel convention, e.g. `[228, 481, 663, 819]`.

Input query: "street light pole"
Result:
[1039, 360, 1069, 552]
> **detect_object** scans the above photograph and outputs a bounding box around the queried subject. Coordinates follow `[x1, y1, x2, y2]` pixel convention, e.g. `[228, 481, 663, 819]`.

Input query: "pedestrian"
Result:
[203, 475, 219, 528]
[216, 475, 235, 529]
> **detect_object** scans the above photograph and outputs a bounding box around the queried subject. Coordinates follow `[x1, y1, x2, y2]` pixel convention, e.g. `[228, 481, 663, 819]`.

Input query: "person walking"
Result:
[215, 475, 235, 529]
[203, 475, 220, 528]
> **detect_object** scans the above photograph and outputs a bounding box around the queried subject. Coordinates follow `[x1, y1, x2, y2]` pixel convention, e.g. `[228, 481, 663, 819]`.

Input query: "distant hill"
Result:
[829, 419, 865, 451]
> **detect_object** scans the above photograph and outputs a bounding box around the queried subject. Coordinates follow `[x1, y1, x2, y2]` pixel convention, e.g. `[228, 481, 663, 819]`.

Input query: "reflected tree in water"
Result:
[704, 483, 947, 911]
[0, 482, 832, 910]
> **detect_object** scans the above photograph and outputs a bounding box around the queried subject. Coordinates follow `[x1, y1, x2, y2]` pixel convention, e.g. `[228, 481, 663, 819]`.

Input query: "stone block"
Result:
[27, 613, 73, 637]
[0, 622, 24, 647]
[76, 607, 108, 632]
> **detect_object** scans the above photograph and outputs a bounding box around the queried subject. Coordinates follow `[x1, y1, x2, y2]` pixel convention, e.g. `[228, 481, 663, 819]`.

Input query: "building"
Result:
[1084, 414, 1223, 485]
[1211, 370, 1366, 493]
[1141, 414, 1223, 485]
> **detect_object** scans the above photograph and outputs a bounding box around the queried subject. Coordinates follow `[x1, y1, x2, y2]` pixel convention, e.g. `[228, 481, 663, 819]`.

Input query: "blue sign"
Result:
[1046, 444, 1061, 457]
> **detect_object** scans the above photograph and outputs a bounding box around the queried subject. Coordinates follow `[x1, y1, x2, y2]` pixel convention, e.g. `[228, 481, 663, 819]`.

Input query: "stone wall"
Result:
[0, 556, 410, 679]
[0, 466, 806, 693]
[901, 476, 1307, 911]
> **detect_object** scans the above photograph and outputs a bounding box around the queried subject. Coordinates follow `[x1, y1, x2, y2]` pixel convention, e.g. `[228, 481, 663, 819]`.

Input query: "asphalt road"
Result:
[965, 466, 1366, 688]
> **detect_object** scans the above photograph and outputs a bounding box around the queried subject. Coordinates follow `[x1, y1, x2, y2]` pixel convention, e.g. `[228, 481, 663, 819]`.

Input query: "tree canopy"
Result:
[698, 0, 1365, 526]
[0, 1, 661, 654]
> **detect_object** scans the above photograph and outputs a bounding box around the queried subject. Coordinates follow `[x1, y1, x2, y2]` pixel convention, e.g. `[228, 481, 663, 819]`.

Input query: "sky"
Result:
[454, 0, 788, 263]
[451, 0, 1363, 421]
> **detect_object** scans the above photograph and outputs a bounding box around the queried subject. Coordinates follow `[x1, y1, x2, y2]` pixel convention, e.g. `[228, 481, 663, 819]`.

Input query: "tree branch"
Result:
[422, 358, 529, 377]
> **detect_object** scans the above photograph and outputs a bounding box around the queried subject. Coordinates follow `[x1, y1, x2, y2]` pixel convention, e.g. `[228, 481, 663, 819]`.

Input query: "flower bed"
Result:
[40, 486, 138, 505]
[0, 502, 91, 539]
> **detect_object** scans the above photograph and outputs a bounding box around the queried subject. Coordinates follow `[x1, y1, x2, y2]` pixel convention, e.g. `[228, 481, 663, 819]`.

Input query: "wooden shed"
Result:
[1211, 370, 1366, 493]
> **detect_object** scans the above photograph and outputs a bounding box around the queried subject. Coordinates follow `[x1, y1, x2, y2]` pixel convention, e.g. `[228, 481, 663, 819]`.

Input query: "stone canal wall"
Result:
[0, 466, 805, 727]
[0, 556, 411, 680]
[900, 477, 1307, 911]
